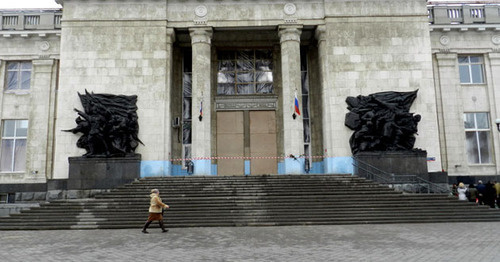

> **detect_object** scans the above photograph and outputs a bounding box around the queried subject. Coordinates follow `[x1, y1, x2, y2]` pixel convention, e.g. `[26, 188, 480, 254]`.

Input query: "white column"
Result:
[435, 53, 466, 175]
[189, 27, 213, 175]
[314, 25, 336, 173]
[279, 25, 304, 174]
[164, 28, 175, 175]
[487, 53, 500, 175]
[29, 59, 56, 182]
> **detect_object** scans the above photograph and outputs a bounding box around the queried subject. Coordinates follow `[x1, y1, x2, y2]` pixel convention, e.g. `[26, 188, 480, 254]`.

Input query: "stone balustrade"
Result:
[428, 4, 500, 25]
[0, 10, 62, 31]
[2, 5, 500, 31]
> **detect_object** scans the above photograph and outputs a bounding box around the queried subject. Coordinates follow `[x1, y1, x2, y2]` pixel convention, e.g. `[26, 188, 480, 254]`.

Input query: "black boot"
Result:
[159, 221, 168, 233]
[142, 221, 152, 233]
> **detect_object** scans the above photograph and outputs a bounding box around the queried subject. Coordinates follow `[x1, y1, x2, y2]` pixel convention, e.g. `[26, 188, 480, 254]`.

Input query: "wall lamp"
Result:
[495, 119, 500, 132]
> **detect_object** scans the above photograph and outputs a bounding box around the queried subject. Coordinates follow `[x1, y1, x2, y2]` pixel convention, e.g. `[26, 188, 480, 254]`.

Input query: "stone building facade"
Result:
[0, 0, 499, 197]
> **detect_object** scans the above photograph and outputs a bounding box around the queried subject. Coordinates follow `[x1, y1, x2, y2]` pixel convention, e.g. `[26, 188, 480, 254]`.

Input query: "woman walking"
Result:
[142, 189, 169, 233]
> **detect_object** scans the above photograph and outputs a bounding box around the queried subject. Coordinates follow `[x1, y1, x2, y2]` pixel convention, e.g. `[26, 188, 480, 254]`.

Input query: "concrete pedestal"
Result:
[68, 155, 141, 190]
[354, 151, 428, 179]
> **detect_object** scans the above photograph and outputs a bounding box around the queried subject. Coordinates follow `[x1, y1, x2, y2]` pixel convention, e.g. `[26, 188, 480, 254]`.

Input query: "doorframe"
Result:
[215, 96, 279, 176]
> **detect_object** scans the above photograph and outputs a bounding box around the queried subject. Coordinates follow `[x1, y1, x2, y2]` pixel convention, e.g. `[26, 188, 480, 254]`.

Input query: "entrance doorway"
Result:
[216, 111, 277, 175]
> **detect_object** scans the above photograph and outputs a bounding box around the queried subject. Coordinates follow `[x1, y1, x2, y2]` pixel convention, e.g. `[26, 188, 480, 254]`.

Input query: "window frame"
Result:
[0, 119, 29, 173]
[5, 61, 32, 92]
[463, 112, 493, 165]
[182, 49, 192, 169]
[458, 55, 485, 84]
[217, 49, 274, 96]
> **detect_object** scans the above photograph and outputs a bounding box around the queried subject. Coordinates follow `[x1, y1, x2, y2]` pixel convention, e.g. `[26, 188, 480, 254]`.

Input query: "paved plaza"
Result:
[0, 222, 499, 262]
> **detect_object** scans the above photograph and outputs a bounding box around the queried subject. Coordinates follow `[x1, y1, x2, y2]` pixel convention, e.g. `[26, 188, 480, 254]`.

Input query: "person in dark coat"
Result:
[467, 183, 478, 203]
[494, 181, 500, 208]
[476, 180, 486, 205]
[483, 182, 496, 208]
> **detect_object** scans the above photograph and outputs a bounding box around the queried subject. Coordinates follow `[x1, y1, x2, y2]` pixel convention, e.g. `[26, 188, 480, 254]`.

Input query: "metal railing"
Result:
[428, 4, 500, 25]
[353, 156, 450, 194]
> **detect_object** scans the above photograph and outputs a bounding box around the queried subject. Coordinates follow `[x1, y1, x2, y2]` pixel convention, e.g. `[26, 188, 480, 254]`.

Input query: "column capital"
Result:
[315, 25, 327, 44]
[32, 59, 55, 73]
[189, 27, 213, 45]
[32, 59, 55, 67]
[487, 52, 500, 66]
[166, 27, 176, 44]
[435, 53, 457, 67]
[278, 25, 303, 44]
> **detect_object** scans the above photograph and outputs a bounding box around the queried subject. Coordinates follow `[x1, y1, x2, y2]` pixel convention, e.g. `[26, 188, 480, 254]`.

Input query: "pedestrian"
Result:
[494, 181, 500, 208]
[484, 182, 496, 208]
[142, 188, 169, 234]
[451, 183, 458, 197]
[467, 183, 478, 203]
[457, 182, 467, 201]
[476, 180, 485, 205]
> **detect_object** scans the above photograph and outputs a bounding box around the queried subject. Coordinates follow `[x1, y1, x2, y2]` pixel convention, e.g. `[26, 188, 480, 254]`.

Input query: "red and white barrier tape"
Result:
[169, 155, 326, 162]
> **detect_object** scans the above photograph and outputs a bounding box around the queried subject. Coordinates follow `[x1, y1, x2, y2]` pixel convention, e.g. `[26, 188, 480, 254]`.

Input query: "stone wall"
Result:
[431, 22, 500, 177]
[53, 0, 173, 178]
[318, 0, 442, 173]
[0, 31, 59, 183]
[6, 0, 493, 181]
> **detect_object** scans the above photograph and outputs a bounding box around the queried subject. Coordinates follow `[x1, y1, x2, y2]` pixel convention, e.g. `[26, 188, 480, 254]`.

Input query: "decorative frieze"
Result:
[215, 96, 277, 111]
[439, 35, 450, 46]
[492, 35, 500, 45]
[283, 3, 297, 15]
[194, 5, 208, 18]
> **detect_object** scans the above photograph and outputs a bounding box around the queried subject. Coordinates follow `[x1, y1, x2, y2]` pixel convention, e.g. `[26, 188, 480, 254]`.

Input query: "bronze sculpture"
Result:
[65, 90, 143, 157]
[345, 90, 421, 154]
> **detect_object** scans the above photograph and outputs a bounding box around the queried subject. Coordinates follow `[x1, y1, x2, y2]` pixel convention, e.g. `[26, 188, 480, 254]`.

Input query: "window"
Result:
[464, 113, 492, 164]
[0, 193, 15, 203]
[300, 47, 312, 163]
[0, 120, 28, 172]
[5, 61, 32, 91]
[217, 49, 273, 95]
[458, 56, 484, 84]
[182, 49, 192, 168]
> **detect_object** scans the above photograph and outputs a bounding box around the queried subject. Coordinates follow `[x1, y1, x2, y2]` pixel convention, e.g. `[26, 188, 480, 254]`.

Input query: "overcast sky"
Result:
[0, 0, 61, 9]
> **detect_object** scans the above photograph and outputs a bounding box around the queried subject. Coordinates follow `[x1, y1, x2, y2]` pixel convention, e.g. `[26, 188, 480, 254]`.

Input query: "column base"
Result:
[324, 157, 353, 174]
[193, 159, 215, 176]
[281, 158, 305, 174]
[140, 160, 172, 177]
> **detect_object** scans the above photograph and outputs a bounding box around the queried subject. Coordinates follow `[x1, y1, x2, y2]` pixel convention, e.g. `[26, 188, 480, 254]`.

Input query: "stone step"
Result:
[1, 207, 499, 224]
[5, 205, 496, 217]
[106, 186, 396, 192]
[34, 197, 473, 207]
[35, 197, 466, 209]
[1, 214, 499, 229]
[0, 174, 498, 230]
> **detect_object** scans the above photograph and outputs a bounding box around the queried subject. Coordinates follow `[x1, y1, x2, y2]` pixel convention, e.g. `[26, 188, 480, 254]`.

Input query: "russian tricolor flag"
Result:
[294, 93, 301, 116]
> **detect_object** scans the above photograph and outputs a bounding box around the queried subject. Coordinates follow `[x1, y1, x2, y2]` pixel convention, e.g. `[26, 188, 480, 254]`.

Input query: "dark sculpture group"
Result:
[65, 90, 143, 157]
[344, 90, 421, 154]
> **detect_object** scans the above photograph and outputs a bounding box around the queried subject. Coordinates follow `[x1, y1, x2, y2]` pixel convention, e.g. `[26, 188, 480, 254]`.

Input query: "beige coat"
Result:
[149, 193, 168, 213]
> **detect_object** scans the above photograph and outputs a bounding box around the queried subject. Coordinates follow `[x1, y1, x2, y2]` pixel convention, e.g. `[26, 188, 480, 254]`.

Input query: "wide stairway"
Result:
[0, 175, 499, 230]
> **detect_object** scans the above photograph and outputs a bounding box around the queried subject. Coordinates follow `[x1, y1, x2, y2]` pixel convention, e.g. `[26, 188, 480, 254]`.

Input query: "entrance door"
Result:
[217, 110, 277, 175]
[250, 111, 277, 175]
[216, 111, 244, 176]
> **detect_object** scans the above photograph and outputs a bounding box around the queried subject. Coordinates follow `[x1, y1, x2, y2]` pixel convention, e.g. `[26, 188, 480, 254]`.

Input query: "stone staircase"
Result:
[0, 175, 499, 230]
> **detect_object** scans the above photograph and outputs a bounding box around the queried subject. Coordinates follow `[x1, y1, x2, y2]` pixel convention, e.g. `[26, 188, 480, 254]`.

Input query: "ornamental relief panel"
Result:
[215, 96, 278, 111]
